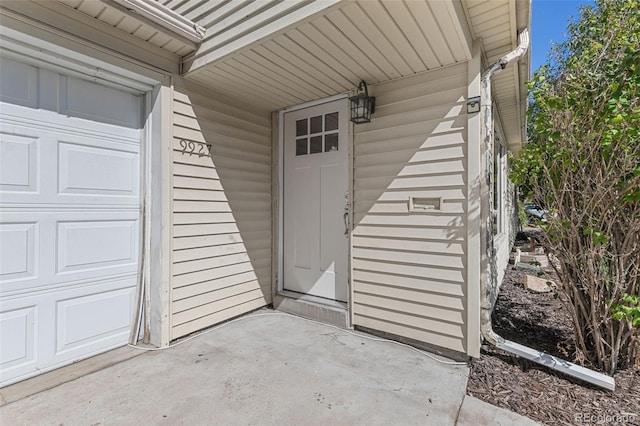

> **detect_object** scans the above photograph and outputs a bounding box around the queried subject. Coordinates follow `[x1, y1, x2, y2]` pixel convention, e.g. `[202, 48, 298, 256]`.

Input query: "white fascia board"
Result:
[105, 0, 205, 46]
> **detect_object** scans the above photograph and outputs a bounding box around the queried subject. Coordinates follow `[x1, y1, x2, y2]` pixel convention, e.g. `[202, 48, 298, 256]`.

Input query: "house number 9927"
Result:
[179, 139, 212, 158]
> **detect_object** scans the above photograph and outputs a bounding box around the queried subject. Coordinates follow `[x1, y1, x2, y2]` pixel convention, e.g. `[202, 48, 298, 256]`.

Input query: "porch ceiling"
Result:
[182, 0, 474, 112]
[55, 0, 530, 151]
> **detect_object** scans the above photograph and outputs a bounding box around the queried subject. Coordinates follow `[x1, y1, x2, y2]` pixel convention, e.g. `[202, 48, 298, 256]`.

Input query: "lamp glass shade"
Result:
[349, 92, 372, 124]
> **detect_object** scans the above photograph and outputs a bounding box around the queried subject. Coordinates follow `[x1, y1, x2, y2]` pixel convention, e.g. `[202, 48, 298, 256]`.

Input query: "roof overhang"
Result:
[48, 0, 530, 143]
[465, 0, 531, 153]
[516, 0, 532, 152]
[180, 0, 475, 112]
[101, 0, 206, 47]
[179, 0, 530, 147]
[51, 0, 203, 57]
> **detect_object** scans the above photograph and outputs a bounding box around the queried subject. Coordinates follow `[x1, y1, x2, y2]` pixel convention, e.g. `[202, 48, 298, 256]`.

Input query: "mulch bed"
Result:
[466, 231, 640, 425]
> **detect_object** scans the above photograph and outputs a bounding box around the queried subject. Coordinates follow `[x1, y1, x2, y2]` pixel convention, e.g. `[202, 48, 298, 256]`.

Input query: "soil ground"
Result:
[466, 230, 640, 425]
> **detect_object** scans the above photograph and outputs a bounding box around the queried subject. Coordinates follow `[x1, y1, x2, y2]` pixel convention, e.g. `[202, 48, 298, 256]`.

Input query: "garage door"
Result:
[0, 57, 143, 386]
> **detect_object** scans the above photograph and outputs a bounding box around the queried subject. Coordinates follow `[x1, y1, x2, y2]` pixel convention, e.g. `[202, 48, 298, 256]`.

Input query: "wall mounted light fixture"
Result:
[349, 80, 375, 124]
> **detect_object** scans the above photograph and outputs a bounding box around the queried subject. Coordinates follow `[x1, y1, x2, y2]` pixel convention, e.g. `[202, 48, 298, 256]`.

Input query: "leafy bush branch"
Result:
[511, 0, 640, 373]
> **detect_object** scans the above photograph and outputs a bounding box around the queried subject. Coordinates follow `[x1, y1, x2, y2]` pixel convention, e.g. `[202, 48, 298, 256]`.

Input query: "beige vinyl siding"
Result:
[170, 78, 272, 340]
[352, 63, 469, 354]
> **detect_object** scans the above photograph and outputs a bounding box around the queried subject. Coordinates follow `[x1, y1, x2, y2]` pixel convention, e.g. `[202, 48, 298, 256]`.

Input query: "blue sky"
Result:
[531, 0, 595, 71]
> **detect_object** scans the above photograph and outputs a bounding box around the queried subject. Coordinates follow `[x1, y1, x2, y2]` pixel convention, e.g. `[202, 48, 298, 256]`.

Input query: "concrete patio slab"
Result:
[0, 346, 143, 406]
[0, 310, 535, 425]
[457, 395, 541, 426]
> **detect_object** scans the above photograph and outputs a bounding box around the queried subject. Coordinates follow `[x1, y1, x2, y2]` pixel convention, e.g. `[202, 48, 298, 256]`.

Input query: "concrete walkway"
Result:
[0, 311, 538, 425]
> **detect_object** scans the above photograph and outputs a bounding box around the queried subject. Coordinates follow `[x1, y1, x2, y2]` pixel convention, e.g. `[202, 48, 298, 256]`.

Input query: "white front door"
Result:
[0, 57, 142, 386]
[283, 100, 349, 302]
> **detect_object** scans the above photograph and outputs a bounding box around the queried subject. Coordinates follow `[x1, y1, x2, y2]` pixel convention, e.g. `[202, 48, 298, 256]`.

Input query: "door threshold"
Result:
[278, 290, 347, 309]
[274, 291, 349, 328]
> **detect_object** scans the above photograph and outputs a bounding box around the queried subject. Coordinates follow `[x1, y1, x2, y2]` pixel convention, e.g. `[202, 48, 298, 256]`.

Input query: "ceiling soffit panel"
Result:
[55, 0, 199, 56]
[464, 0, 530, 151]
[183, 0, 474, 112]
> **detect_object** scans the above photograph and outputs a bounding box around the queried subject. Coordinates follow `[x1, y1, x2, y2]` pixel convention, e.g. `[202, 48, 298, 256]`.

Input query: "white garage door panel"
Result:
[58, 219, 138, 274]
[0, 133, 38, 192]
[61, 76, 141, 128]
[1, 212, 138, 294]
[0, 298, 45, 384]
[0, 55, 143, 386]
[0, 306, 37, 374]
[59, 142, 138, 196]
[0, 57, 37, 108]
[0, 112, 140, 206]
[55, 285, 135, 355]
[0, 222, 37, 282]
[0, 277, 136, 383]
[0, 57, 141, 129]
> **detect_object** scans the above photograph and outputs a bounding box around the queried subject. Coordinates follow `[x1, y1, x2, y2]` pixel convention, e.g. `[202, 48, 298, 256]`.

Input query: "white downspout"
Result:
[478, 29, 615, 391]
[480, 29, 530, 346]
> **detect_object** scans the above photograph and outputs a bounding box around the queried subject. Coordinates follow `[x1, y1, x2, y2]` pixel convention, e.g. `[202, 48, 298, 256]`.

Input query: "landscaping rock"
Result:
[517, 246, 545, 255]
[515, 262, 542, 274]
[519, 253, 549, 267]
[524, 275, 556, 293]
